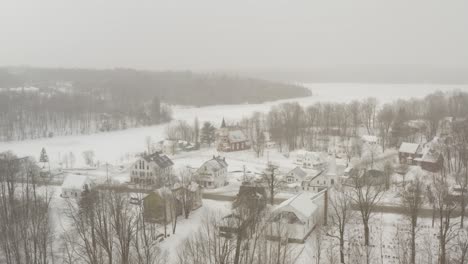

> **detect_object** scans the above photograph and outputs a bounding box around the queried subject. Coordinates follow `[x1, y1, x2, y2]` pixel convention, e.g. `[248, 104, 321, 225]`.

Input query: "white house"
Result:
[61, 175, 92, 198]
[267, 190, 328, 243]
[130, 152, 174, 186]
[196, 156, 228, 188]
[302, 156, 338, 192]
[294, 151, 327, 170]
[285, 166, 308, 184]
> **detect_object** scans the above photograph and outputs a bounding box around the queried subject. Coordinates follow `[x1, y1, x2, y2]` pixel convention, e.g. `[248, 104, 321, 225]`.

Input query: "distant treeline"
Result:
[0, 67, 309, 141]
[0, 67, 310, 105]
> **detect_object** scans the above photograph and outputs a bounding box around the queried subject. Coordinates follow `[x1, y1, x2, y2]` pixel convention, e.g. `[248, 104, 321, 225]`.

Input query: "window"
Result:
[331, 179, 334, 185]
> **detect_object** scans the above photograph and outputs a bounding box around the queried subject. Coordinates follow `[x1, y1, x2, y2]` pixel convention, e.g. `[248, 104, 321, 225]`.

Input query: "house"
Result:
[267, 190, 328, 243]
[294, 151, 327, 170]
[414, 146, 443, 172]
[301, 156, 339, 192]
[143, 188, 181, 224]
[285, 166, 307, 184]
[217, 119, 250, 152]
[130, 152, 174, 187]
[398, 142, 422, 165]
[196, 156, 228, 188]
[61, 175, 92, 198]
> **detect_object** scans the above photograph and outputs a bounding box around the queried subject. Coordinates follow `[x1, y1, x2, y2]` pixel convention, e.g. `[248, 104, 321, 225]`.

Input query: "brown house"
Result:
[414, 147, 444, 172]
[216, 119, 250, 152]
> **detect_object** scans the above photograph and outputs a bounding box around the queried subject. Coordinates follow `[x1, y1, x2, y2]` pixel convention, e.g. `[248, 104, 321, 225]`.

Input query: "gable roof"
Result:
[399, 142, 420, 154]
[198, 156, 228, 174]
[273, 192, 319, 223]
[287, 166, 307, 178]
[228, 130, 248, 143]
[142, 152, 174, 168]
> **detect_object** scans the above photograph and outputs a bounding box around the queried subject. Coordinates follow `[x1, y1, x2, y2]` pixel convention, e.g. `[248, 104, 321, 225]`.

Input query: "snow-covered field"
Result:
[1, 83, 467, 167]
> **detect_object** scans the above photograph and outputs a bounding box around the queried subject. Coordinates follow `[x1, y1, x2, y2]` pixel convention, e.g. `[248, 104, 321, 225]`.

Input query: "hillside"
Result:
[0, 67, 310, 106]
[0, 67, 310, 141]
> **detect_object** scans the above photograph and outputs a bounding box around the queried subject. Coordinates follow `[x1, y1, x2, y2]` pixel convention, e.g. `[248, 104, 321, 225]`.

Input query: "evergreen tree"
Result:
[39, 148, 49, 163]
[200, 122, 216, 146]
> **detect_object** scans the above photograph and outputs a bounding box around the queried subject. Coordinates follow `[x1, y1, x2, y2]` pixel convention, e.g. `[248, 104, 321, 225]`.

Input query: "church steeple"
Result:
[221, 118, 226, 128]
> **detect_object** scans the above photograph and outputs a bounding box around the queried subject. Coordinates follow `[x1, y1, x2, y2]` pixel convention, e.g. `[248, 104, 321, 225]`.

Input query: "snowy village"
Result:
[1, 87, 468, 264]
[1, 1, 468, 263]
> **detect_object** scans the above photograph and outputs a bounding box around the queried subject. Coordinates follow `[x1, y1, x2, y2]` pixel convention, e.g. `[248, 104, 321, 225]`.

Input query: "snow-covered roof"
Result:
[399, 142, 420, 154]
[274, 192, 318, 223]
[228, 130, 248, 143]
[287, 166, 307, 178]
[418, 147, 441, 163]
[62, 175, 90, 190]
[197, 156, 228, 173]
[295, 151, 327, 163]
[142, 152, 174, 168]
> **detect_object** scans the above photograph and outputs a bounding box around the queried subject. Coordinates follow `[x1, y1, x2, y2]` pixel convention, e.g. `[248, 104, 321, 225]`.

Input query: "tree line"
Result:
[234, 90, 468, 156]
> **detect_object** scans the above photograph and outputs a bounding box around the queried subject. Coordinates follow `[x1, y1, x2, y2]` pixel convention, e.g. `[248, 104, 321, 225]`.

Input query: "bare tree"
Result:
[0, 153, 54, 264]
[400, 177, 424, 264]
[349, 166, 385, 247]
[453, 227, 468, 264]
[174, 169, 196, 219]
[327, 186, 354, 264]
[82, 150, 95, 167]
[431, 174, 459, 264]
[250, 113, 266, 158]
[362, 97, 378, 135]
[261, 164, 284, 205]
[377, 104, 395, 151]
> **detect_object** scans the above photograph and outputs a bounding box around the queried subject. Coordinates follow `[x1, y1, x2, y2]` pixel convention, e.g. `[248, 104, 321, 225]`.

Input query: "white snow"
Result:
[399, 142, 420, 154]
[61, 174, 90, 189]
[274, 192, 319, 222]
[1, 83, 467, 168]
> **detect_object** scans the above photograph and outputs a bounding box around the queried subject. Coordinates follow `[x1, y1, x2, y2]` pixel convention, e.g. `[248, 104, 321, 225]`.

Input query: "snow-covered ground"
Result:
[1, 83, 466, 168]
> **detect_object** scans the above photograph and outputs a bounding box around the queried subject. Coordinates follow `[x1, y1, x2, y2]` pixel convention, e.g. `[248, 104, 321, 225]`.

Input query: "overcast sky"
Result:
[1, 0, 467, 71]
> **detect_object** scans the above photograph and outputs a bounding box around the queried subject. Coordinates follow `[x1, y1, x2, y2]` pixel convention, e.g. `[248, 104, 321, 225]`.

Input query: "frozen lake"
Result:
[1, 83, 467, 166]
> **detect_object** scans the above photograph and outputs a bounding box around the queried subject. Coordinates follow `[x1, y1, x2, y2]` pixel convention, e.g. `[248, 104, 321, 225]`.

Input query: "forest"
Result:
[0, 67, 310, 141]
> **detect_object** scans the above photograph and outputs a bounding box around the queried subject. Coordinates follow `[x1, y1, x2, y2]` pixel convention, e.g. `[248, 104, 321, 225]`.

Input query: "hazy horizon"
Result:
[2, 0, 468, 72]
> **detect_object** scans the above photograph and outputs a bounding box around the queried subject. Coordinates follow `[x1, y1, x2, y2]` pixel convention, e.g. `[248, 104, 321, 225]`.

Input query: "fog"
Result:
[1, 0, 468, 72]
